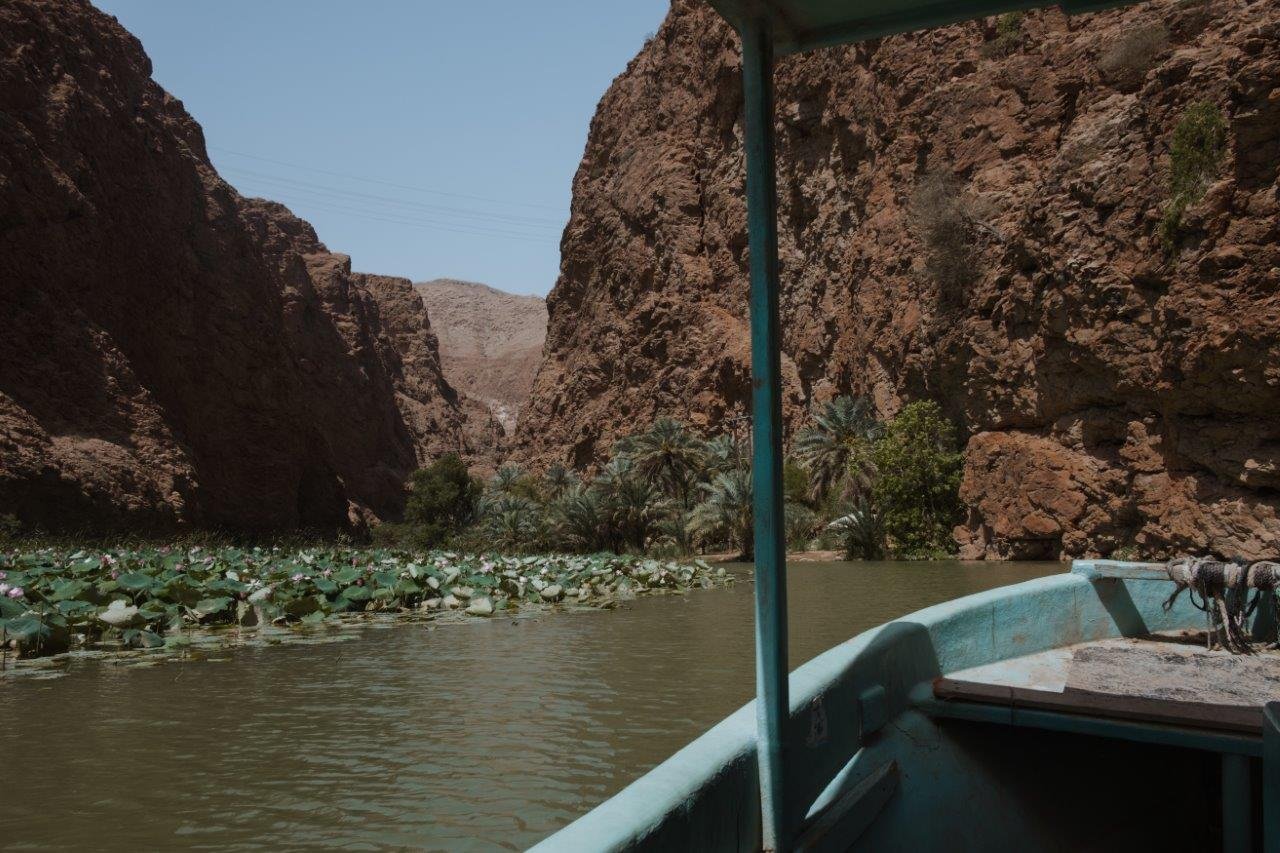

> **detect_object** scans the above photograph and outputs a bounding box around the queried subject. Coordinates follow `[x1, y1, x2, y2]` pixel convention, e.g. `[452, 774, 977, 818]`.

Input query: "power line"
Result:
[220, 165, 562, 230]
[259, 194, 555, 243]
[241, 184, 558, 240]
[209, 145, 563, 212]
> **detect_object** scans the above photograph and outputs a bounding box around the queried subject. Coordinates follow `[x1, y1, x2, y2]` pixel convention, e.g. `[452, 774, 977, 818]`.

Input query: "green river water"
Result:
[0, 560, 1058, 851]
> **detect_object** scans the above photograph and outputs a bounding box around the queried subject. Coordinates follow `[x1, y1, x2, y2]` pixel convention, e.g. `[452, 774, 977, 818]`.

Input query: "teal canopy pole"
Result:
[740, 16, 790, 852]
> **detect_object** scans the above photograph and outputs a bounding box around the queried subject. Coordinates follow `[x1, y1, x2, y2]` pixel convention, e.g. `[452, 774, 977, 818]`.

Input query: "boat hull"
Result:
[532, 562, 1262, 851]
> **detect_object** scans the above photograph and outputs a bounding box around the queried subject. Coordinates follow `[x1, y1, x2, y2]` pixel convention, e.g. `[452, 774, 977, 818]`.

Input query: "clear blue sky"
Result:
[93, 1, 669, 296]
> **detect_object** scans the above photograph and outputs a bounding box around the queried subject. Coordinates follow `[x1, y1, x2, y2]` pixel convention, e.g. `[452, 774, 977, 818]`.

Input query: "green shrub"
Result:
[981, 12, 1024, 57]
[783, 460, 812, 507]
[1159, 101, 1228, 254]
[911, 172, 976, 291]
[402, 454, 482, 547]
[870, 401, 964, 558]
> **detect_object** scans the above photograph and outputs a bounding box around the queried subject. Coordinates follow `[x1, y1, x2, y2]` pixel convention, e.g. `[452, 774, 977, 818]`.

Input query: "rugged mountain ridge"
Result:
[515, 0, 1280, 559]
[414, 279, 548, 434]
[0, 0, 477, 531]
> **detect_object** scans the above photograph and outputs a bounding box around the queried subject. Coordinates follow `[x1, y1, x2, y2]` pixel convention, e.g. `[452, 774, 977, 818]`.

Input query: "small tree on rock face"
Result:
[1159, 101, 1228, 254]
[870, 401, 964, 558]
[403, 454, 482, 547]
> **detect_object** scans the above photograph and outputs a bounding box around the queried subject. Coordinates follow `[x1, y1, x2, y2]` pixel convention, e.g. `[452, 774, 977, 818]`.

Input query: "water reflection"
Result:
[0, 560, 1057, 850]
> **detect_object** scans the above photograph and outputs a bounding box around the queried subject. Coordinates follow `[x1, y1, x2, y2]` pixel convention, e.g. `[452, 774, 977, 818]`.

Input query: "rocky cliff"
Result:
[415, 279, 548, 434]
[515, 0, 1280, 560]
[0, 0, 472, 532]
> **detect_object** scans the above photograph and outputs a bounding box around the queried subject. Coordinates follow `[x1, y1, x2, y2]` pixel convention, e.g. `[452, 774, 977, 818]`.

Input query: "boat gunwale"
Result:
[530, 561, 1207, 851]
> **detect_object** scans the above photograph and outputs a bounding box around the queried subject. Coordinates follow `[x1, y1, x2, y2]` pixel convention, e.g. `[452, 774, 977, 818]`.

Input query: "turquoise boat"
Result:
[534, 561, 1278, 851]
[537, 0, 1278, 849]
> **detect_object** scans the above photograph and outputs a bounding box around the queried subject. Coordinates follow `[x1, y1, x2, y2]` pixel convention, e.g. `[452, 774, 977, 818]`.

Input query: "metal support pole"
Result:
[741, 17, 790, 852]
[1222, 752, 1252, 853]
[1266, 702, 1279, 853]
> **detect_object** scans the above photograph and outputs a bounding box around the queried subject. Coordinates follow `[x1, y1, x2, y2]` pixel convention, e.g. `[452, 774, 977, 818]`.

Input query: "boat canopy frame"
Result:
[705, 1, 1143, 849]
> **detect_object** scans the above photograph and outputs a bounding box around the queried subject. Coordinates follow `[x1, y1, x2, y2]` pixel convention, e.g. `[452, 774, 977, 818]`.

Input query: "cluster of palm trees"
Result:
[474, 419, 754, 557]
[471, 395, 896, 560]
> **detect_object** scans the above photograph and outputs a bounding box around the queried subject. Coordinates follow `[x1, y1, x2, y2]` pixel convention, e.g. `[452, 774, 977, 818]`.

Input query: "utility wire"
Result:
[240, 184, 558, 240]
[221, 165, 562, 230]
[260, 194, 554, 243]
[209, 145, 562, 212]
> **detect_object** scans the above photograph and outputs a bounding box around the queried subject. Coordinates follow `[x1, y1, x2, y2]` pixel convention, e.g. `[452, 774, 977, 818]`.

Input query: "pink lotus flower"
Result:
[322, 569, 333, 578]
[291, 573, 306, 582]
[0, 571, 7, 581]
[0, 583, 9, 596]
[7, 587, 22, 599]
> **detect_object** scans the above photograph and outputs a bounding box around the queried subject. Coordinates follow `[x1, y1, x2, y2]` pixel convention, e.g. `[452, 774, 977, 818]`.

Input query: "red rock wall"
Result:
[0, 0, 469, 531]
[357, 273, 506, 476]
[515, 0, 1280, 560]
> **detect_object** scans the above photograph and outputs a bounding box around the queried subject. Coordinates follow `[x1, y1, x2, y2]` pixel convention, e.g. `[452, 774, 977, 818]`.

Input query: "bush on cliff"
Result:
[911, 172, 977, 293]
[1159, 101, 1228, 254]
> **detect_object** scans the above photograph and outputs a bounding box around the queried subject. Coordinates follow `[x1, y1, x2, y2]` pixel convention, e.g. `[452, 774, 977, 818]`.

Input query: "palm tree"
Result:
[690, 467, 754, 559]
[651, 508, 696, 557]
[543, 463, 577, 499]
[702, 433, 743, 476]
[605, 476, 671, 554]
[549, 485, 607, 553]
[480, 493, 543, 552]
[794, 396, 882, 503]
[784, 502, 818, 551]
[826, 497, 885, 560]
[630, 418, 707, 508]
[587, 455, 669, 553]
[593, 453, 636, 495]
[489, 463, 529, 496]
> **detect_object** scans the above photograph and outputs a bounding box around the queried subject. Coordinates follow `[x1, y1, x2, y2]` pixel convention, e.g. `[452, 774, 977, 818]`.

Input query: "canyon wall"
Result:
[0, 0, 475, 532]
[515, 0, 1280, 560]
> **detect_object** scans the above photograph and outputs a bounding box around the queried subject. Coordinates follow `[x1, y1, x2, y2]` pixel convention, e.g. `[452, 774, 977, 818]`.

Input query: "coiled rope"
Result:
[1163, 557, 1280, 654]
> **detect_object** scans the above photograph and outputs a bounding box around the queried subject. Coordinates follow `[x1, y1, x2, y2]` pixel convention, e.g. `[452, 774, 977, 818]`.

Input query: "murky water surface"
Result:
[0, 560, 1056, 850]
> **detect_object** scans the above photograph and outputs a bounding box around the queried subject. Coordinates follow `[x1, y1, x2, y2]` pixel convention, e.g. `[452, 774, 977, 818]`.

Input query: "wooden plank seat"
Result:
[932, 636, 1280, 736]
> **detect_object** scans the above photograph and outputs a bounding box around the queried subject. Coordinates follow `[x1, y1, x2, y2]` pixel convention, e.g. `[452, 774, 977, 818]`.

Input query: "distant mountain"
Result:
[415, 279, 548, 434]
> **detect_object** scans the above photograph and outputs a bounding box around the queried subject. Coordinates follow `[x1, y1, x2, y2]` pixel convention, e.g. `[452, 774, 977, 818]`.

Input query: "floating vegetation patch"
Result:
[0, 547, 732, 667]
